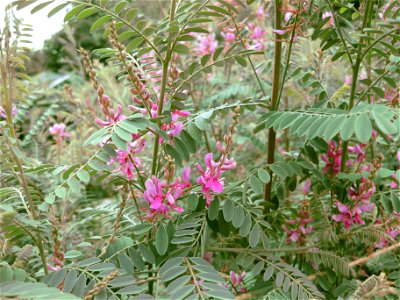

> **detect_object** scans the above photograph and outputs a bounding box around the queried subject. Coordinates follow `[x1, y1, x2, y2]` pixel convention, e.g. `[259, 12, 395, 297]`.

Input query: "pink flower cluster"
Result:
[332, 177, 376, 229]
[96, 95, 126, 127]
[374, 213, 400, 248]
[347, 144, 366, 163]
[107, 134, 146, 181]
[246, 23, 267, 50]
[321, 140, 342, 175]
[143, 167, 190, 216]
[195, 147, 236, 207]
[49, 123, 71, 143]
[195, 34, 218, 56]
[282, 202, 314, 244]
[230, 271, 247, 292]
[160, 110, 190, 142]
[128, 64, 190, 143]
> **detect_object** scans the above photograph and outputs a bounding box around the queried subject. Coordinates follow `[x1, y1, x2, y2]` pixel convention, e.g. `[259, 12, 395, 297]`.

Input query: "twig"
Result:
[349, 242, 400, 267]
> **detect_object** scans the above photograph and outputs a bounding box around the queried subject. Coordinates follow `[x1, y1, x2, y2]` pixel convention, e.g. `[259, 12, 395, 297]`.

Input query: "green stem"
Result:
[263, 0, 282, 212]
[341, 0, 373, 171]
[150, 0, 176, 176]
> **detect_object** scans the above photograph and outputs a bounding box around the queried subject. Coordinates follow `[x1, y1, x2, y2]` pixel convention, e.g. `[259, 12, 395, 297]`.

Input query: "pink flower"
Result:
[332, 178, 376, 230]
[322, 11, 334, 27]
[195, 34, 218, 56]
[96, 103, 126, 127]
[49, 123, 71, 142]
[143, 167, 190, 216]
[202, 252, 213, 264]
[272, 28, 290, 35]
[348, 144, 366, 163]
[285, 12, 293, 22]
[256, 5, 266, 19]
[282, 202, 313, 245]
[230, 271, 246, 286]
[344, 75, 352, 85]
[303, 180, 311, 194]
[221, 31, 236, 47]
[0, 104, 17, 118]
[159, 110, 190, 143]
[321, 141, 342, 175]
[107, 135, 146, 180]
[247, 23, 267, 50]
[195, 152, 236, 206]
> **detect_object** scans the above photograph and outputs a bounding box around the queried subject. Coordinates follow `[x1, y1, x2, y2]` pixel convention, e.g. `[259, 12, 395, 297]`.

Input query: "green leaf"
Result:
[31, 1, 52, 14]
[90, 15, 111, 33]
[118, 252, 134, 275]
[276, 271, 284, 287]
[249, 224, 260, 248]
[76, 7, 98, 21]
[112, 131, 128, 150]
[63, 270, 77, 293]
[223, 200, 234, 222]
[55, 186, 67, 199]
[269, 164, 288, 178]
[340, 115, 357, 141]
[249, 175, 263, 194]
[257, 168, 270, 183]
[263, 266, 274, 281]
[64, 4, 86, 22]
[64, 250, 81, 259]
[251, 261, 265, 276]
[372, 110, 397, 135]
[138, 245, 155, 264]
[155, 225, 169, 256]
[76, 169, 90, 183]
[239, 213, 252, 237]
[48, 3, 69, 18]
[232, 206, 244, 228]
[129, 249, 145, 270]
[355, 113, 372, 143]
[208, 197, 219, 220]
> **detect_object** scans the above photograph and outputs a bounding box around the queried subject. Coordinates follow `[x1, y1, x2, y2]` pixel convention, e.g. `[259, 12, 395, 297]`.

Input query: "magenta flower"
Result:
[322, 11, 334, 27]
[348, 144, 366, 163]
[195, 152, 236, 206]
[321, 141, 342, 175]
[49, 123, 71, 142]
[230, 271, 246, 287]
[195, 34, 218, 56]
[246, 23, 267, 50]
[96, 103, 126, 127]
[303, 180, 311, 194]
[282, 202, 314, 245]
[107, 135, 146, 180]
[332, 178, 376, 230]
[285, 12, 293, 22]
[256, 5, 266, 19]
[143, 167, 190, 216]
[159, 110, 190, 143]
[221, 31, 236, 47]
[272, 28, 290, 35]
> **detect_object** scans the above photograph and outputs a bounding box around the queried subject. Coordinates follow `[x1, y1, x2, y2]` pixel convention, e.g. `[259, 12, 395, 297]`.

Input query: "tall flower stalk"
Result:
[340, 0, 373, 171]
[263, 0, 283, 212]
[151, 0, 177, 176]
